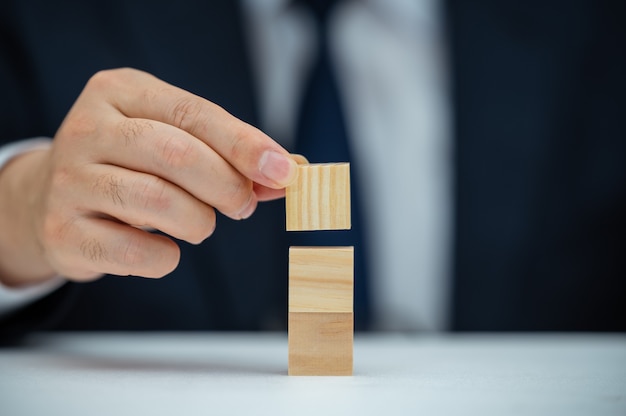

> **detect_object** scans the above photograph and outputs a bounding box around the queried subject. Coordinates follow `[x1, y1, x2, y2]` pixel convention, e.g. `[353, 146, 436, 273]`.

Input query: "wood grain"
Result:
[288, 312, 353, 376]
[285, 163, 351, 231]
[289, 247, 354, 313]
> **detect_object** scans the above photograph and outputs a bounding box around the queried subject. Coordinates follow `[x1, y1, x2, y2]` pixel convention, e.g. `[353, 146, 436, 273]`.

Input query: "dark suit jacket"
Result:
[1, 0, 624, 339]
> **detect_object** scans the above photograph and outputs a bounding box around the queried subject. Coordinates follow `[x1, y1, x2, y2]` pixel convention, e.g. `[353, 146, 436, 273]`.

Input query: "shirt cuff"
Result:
[0, 137, 52, 172]
[0, 278, 66, 317]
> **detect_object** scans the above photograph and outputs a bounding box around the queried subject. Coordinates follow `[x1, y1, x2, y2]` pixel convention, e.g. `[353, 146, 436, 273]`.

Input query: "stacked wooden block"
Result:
[286, 163, 353, 376]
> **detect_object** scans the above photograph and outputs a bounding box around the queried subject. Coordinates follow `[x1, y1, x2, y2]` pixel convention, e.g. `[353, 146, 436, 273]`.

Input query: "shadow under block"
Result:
[285, 163, 351, 231]
[288, 247, 354, 376]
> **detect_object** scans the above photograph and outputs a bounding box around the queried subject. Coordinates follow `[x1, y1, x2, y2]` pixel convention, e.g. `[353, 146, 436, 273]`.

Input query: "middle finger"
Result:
[95, 116, 257, 220]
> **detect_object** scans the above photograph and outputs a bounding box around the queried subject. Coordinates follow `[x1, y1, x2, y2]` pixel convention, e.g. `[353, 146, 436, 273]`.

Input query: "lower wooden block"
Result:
[288, 312, 353, 376]
[289, 247, 354, 313]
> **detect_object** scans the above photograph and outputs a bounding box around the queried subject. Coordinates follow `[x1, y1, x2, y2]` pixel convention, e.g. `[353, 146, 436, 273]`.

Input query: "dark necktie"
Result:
[291, 0, 370, 330]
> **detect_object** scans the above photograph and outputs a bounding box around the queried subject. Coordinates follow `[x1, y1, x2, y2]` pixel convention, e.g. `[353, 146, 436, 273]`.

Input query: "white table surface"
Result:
[0, 332, 624, 415]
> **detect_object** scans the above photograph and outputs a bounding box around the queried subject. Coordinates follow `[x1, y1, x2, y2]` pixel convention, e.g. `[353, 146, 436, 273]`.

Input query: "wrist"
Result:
[0, 147, 57, 287]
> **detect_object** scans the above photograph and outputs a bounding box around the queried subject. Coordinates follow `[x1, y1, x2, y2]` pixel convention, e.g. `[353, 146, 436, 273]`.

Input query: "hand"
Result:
[0, 68, 298, 285]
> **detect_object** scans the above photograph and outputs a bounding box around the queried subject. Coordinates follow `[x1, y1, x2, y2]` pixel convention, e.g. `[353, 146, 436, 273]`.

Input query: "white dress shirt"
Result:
[1, 0, 452, 331]
[241, 0, 452, 331]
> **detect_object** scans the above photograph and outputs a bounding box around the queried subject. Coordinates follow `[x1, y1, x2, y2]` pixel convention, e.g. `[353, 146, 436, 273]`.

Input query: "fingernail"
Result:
[291, 154, 310, 165]
[238, 194, 258, 220]
[259, 150, 298, 187]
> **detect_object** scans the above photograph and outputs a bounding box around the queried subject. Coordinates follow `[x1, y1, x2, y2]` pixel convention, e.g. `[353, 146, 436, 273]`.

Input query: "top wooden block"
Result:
[285, 163, 351, 231]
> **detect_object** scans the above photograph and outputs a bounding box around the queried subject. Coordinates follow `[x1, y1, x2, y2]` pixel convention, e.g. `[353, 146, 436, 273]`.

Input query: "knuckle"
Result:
[125, 236, 180, 278]
[171, 97, 203, 131]
[40, 170, 76, 245]
[156, 135, 196, 170]
[87, 68, 136, 90]
[140, 86, 162, 109]
[86, 70, 111, 89]
[40, 213, 73, 248]
[58, 111, 98, 143]
[93, 173, 126, 207]
[86, 69, 119, 91]
[226, 178, 253, 215]
[80, 238, 110, 263]
[133, 176, 171, 213]
[120, 236, 146, 267]
[119, 118, 153, 145]
[49, 165, 73, 191]
[228, 125, 253, 161]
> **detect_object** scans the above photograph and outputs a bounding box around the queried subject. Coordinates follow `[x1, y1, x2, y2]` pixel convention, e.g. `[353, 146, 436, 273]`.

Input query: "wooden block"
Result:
[285, 163, 351, 231]
[288, 312, 353, 376]
[289, 247, 353, 313]
[288, 246, 353, 376]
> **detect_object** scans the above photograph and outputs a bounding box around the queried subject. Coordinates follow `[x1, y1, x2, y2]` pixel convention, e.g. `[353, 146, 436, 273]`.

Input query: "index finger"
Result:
[92, 68, 298, 189]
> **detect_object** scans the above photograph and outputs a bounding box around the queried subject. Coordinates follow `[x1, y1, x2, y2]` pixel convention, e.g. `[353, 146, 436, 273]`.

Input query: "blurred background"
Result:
[0, 0, 624, 337]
